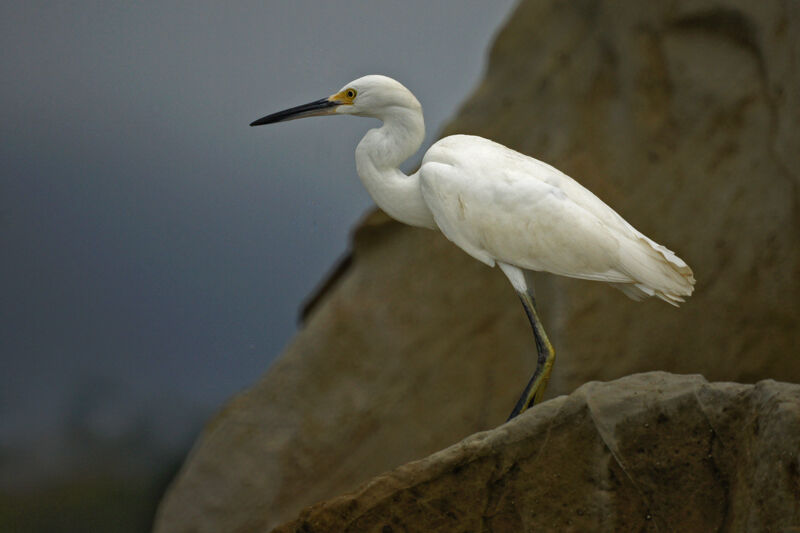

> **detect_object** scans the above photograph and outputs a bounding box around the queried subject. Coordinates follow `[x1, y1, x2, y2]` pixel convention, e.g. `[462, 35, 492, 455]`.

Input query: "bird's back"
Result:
[419, 135, 694, 305]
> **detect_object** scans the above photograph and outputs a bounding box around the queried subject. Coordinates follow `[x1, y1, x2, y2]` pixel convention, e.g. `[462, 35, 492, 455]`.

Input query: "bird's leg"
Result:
[507, 289, 556, 420]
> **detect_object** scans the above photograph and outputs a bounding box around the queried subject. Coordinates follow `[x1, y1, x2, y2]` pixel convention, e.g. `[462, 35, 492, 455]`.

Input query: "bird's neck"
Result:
[355, 107, 436, 229]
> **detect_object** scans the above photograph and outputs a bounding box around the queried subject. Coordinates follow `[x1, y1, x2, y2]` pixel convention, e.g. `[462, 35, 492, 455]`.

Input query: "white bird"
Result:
[251, 75, 695, 420]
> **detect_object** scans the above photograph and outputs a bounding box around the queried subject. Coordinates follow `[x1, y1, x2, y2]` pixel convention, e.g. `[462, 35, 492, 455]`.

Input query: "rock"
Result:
[272, 373, 800, 532]
[440, 0, 800, 395]
[153, 212, 532, 532]
[154, 1, 800, 531]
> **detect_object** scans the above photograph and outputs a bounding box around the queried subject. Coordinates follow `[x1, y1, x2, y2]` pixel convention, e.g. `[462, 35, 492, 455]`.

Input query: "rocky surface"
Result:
[442, 0, 800, 395]
[154, 1, 800, 531]
[273, 373, 800, 533]
[154, 212, 532, 533]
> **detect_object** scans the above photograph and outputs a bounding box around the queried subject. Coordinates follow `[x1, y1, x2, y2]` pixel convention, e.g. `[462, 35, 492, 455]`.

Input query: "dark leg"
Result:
[507, 289, 556, 421]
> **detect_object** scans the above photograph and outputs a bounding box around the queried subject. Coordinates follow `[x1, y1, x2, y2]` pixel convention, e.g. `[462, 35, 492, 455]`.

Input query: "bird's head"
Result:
[250, 75, 421, 126]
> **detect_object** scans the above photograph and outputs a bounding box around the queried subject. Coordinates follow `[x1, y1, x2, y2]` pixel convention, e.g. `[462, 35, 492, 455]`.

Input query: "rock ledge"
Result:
[273, 372, 800, 532]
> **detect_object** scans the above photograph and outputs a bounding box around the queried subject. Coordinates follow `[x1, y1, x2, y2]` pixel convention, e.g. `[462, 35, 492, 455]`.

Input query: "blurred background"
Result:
[0, 1, 517, 531]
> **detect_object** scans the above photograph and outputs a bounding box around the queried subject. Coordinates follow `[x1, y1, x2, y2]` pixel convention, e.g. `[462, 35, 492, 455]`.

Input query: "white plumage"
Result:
[420, 134, 694, 305]
[251, 74, 695, 419]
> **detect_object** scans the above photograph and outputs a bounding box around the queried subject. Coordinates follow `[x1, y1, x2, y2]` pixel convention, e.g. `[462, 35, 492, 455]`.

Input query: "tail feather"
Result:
[613, 230, 695, 306]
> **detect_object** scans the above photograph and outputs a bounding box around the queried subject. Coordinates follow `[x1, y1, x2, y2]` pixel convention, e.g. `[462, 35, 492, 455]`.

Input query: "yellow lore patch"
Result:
[329, 88, 357, 105]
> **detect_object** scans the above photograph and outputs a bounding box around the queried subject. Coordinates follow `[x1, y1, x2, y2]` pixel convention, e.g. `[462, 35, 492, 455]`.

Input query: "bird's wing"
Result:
[419, 135, 634, 283]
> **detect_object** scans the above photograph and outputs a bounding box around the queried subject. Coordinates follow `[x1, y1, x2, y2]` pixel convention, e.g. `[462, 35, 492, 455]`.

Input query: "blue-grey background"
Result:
[0, 0, 516, 520]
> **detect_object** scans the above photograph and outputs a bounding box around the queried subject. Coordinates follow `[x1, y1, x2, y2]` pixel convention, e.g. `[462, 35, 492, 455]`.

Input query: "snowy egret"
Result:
[251, 75, 695, 420]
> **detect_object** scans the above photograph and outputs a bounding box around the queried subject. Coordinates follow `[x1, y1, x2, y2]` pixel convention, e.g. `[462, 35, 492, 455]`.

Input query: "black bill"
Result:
[250, 97, 339, 126]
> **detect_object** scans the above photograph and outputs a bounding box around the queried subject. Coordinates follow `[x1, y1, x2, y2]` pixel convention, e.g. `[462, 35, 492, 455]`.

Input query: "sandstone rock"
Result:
[154, 213, 532, 532]
[441, 0, 800, 395]
[155, 1, 800, 531]
[273, 373, 800, 533]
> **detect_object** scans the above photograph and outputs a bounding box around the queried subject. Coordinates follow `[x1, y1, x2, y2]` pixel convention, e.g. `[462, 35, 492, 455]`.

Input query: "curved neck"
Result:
[355, 106, 436, 229]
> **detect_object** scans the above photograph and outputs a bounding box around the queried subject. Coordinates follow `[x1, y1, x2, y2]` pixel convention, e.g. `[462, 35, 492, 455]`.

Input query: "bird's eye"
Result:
[346, 88, 357, 99]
